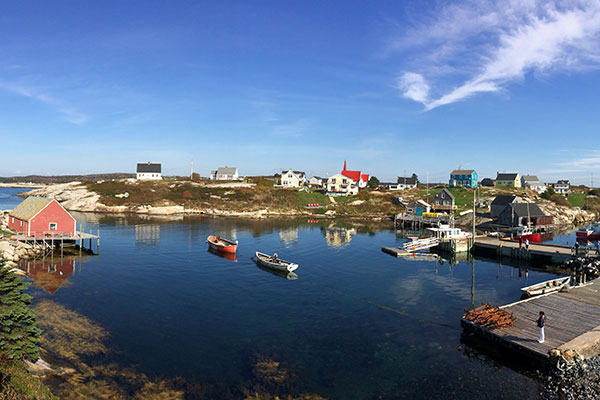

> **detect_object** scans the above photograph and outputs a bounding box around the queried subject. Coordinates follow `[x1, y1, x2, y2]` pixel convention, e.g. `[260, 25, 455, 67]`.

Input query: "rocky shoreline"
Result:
[12, 182, 599, 226]
[17, 182, 321, 218]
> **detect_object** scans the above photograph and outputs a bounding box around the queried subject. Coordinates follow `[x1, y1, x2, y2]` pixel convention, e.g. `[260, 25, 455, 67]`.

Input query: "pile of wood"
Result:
[462, 303, 515, 329]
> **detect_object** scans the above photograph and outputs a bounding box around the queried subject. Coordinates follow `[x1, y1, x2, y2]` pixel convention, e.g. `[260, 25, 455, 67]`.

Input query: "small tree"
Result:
[367, 176, 380, 189]
[0, 266, 41, 361]
[540, 186, 555, 200]
[411, 173, 419, 184]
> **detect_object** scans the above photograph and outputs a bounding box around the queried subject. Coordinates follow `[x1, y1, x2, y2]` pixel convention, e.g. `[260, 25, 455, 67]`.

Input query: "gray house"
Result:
[521, 175, 546, 193]
[432, 188, 456, 211]
[497, 203, 546, 227]
[480, 178, 495, 187]
[210, 167, 239, 180]
[490, 195, 522, 218]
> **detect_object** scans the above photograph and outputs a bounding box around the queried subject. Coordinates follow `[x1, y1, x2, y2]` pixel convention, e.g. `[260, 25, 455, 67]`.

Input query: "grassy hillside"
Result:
[86, 180, 401, 216]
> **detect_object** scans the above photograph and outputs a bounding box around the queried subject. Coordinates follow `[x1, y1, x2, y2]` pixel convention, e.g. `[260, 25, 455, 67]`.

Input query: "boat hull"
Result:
[206, 236, 238, 254]
[521, 277, 570, 297]
[512, 233, 542, 243]
[255, 251, 298, 272]
[576, 231, 600, 241]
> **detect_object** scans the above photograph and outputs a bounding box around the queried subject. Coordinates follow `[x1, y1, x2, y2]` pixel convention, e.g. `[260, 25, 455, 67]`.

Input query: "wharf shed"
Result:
[406, 200, 431, 216]
[432, 188, 456, 211]
[8, 197, 76, 237]
[490, 195, 522, 218]
[497, 203, 551, 227]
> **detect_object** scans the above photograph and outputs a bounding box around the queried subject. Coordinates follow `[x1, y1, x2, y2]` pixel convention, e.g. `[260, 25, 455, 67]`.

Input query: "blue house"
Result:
[449, 169, 478, 188]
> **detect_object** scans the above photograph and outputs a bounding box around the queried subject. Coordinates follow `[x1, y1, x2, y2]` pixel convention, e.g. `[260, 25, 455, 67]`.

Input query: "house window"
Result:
[20, 221, 23, 227]
[49, 264, 56, 273]
[49, 223, 58, 230]
[11, 217, 14, 223]
[332, 178, 336, 184]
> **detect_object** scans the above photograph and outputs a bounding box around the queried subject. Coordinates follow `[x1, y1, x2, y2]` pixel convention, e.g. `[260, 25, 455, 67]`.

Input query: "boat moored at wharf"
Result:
[577, 223, 600, 241]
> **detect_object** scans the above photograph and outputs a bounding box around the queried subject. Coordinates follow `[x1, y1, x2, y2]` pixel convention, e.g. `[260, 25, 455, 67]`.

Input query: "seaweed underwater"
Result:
[34, 300, 328, 399]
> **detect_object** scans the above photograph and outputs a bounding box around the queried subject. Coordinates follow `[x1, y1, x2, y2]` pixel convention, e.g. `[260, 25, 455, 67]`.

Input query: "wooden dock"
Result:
[462, 281, 600, 361]
[12, 228, 100, 254]
[473, 236, 597, 264]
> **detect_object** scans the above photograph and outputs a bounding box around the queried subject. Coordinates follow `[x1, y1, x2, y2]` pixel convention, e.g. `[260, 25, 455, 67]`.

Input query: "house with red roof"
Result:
[340, 160, 369, 188]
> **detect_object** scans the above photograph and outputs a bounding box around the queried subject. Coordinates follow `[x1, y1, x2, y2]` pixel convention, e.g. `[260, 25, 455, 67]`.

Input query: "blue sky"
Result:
[1, 0, 600, 184]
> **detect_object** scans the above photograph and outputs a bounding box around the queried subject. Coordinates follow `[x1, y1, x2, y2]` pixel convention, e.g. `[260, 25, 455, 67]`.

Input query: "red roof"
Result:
[341, 170, 361, 182]
[341, 160, 368, 183]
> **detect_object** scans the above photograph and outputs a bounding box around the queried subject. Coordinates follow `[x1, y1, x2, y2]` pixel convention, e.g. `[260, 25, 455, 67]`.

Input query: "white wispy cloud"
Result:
[0, 82, 88, 124]
[393, 1, 600, 110]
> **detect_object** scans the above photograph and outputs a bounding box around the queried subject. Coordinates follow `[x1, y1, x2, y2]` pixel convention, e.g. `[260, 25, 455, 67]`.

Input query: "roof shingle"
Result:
[10, 197, 53, 221]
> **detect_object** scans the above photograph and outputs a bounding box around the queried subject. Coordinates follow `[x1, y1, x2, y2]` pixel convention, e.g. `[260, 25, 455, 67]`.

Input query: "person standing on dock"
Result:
[519, 237, 523, 249]
[525, 238, 529, 250]
[537, 311, 546, 343]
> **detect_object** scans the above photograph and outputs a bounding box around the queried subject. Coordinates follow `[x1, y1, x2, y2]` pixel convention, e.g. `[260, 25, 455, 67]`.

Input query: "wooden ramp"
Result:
[462, 281, 600, 360]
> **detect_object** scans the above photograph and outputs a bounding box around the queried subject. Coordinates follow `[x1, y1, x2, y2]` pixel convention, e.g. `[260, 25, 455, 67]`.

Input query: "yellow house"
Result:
[327, 173, 358, 195]
[496, 173, 521, 187]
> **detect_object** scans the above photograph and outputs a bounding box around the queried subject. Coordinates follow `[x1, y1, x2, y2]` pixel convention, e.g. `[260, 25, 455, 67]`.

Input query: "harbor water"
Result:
[2, 188, 572, 399]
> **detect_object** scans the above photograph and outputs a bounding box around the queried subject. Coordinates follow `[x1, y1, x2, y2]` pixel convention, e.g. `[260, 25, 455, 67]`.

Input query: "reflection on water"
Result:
[255, 263, 299, 280]
[279, 226, 299, 245]
[20, 211, 557, 400]
[23, 257, 76, 295]
[135, 224, 160, 245]
[321, 225, 356, 247]
[207, 247, 238, 262]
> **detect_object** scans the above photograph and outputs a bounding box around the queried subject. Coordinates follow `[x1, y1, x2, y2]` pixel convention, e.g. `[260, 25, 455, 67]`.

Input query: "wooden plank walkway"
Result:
[462, 281, 600, 360]
[13, 232, 99, 241]
[473, 236, 597, 264]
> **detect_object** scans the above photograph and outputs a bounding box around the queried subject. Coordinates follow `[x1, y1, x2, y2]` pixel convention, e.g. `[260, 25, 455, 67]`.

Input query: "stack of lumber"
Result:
[462, 303, 515, 329]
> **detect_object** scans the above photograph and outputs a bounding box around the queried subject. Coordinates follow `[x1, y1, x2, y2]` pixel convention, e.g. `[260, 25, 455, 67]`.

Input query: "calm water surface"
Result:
[4, 188, 569, 399]
[0, 186, 32, 209]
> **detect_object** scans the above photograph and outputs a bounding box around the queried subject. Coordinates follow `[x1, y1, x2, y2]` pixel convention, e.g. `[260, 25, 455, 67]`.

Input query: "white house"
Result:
[281, 169, 307, 187]
[554, 180, 571, 195]
[521, 175, 546, 193]
[309, 176, 325, 188]
[136, 162, 162, 180]
[395, 176, 418, 190]
[210, 167, 239, 180]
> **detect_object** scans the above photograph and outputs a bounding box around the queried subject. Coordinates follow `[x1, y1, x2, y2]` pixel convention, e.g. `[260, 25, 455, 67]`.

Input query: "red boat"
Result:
[206, 236, 238, 254]
[511, 226, 542, 243]
[576, 223, 600, 241]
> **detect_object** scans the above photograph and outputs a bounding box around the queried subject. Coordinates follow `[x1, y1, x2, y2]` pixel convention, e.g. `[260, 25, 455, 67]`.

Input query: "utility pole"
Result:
[472, 186, 476, 239]
[426, 171, 429, 201]
[190, 160, 194, 180]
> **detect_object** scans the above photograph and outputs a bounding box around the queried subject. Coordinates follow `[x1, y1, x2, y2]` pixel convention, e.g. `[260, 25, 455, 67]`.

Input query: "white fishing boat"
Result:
[520, 276, 570, 297]
[255, 251, 299, 272]
[426, 224, 472, 240]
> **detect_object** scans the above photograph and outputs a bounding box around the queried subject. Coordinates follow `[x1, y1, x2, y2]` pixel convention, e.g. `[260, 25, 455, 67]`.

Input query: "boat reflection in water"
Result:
[255, 263, 298, 280]
[207, 248, 238, 262]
